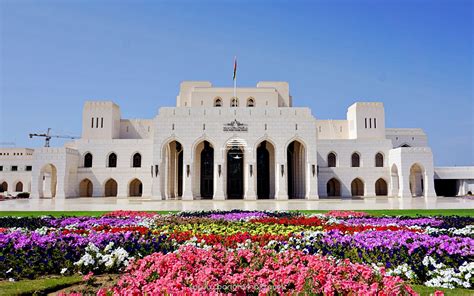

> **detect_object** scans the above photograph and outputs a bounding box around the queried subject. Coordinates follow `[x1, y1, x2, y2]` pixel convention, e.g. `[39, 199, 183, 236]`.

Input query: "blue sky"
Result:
[0, 0, 472, 166]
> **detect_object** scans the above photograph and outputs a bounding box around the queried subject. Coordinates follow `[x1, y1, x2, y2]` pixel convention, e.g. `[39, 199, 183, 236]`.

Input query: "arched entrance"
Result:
[129, 178, 143, 197]
[257, 141, 275, 199]
[164, 141, 183, 199]
[39, 164, 57, 198]
[410, 163, 424, 197]
[79, 179, 93, 197]
[326, 178, 341, 197]
[375, 178, 388, 196]
[0, 181, 7, 192]
[227, 146, 244, 199]
[195, 141, 214, 199]
[287, 140, 306, 199]
[104, 179, 118, 197]
[15, 182, 23, 192]
[351, 178, 364, 196]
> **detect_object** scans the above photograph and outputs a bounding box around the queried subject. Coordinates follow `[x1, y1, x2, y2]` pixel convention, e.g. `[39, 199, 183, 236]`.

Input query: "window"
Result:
[11, 166, 18, 171]
[231, 97, 239, 107]
[0, 166, 3, 171]
[247, 98, 255, 107]
[374, 118, 377, 128]
[327, 152, 337, 167]
[108, 153, 117, 168]
[84, 153, 93, 167]
[132, 153, 141, 168]
[96, 118, 99, 128]
[369, 118, 372, 128]
[351, 153, 360, 167]
[26, 166, 32, 171]
[91, 118, 94, 128]
[101, 117, 104, 128]
[365, 118, 367, 128]
[214, 98, 222, 107]
[375, 153, 384, 167]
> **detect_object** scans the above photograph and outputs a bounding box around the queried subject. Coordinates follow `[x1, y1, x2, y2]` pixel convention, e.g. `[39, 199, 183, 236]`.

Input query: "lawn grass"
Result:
[0, 275, 82, 295]
[412, 284, 474, 296]
[0, 277, 471, 295]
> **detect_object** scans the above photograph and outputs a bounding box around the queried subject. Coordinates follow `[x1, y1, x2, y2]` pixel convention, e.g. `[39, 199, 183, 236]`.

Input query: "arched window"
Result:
[108, 153, 117, 168]
[84, 153, 93, 168]
[132, 153, 141, 168]
[351, 152, 360, 167]
[327, 152, 337, 167]
[214, 98, 222, 107]
[247, 98, 255, 107]
[375, 153, 384, 167]
[15, 182, 23, 192]
[231, 97, 239, 107]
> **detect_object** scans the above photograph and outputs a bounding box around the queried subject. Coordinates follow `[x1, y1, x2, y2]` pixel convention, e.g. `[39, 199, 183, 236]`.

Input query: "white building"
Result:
[1, 81, 473, 199]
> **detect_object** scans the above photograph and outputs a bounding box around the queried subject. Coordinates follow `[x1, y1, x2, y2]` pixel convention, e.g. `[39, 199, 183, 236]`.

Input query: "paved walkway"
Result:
[1, 197, 473, 211]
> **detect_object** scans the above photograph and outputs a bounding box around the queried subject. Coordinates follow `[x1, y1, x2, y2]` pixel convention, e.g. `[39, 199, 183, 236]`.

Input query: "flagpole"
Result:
[233, 56, 237, 100]
[233, 74, 236, 100]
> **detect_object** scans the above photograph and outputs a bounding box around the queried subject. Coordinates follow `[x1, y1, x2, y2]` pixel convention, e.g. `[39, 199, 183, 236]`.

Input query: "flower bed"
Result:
[99, 244, 416, 295]
[0, 210, 472, 294]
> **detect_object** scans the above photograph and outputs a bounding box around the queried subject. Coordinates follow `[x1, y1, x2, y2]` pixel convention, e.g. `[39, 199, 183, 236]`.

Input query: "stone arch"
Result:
[39, 164, 57, 198]
[194, 140, 214, 199]
[286, 139, 306, 199]
[162, 140, 184, 199]
[256, 140, 276, 199]
[15, 181, 23, 192]
[129, 178, 143, 197]
[104, 178, 118, 197]
[409, 163, 425, 197]
[79, 178, 93, 197]
[375, 178, 388, 196]
[326, 178, 341, 197]
[351, 178, 364, 196]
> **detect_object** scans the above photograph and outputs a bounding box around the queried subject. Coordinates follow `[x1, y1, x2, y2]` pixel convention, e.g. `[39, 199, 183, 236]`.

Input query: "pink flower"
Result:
[82, 271, 93, 281]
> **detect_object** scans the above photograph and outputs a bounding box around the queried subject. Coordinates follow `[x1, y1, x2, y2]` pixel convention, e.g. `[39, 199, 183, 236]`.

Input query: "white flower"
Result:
[60, 268, 68, 274]
[6, 268, 12, 274]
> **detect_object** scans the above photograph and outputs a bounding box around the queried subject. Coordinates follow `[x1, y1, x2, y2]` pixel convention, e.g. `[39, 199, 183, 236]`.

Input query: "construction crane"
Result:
[29, 128, 78, 147]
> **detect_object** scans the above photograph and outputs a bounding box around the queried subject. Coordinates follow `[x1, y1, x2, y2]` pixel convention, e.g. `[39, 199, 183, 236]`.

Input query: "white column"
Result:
[365, 177, 376, 197]
[182, 147, 193, 200]
[151, 163, 162, 200]
[276, 161, 288, 200]
[245, 162, 257, 200]
[424, 170, 437, 198]
[307, 163, 319, 199]
[214, 162, 225, 200]
[399, 171, 412, 198]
